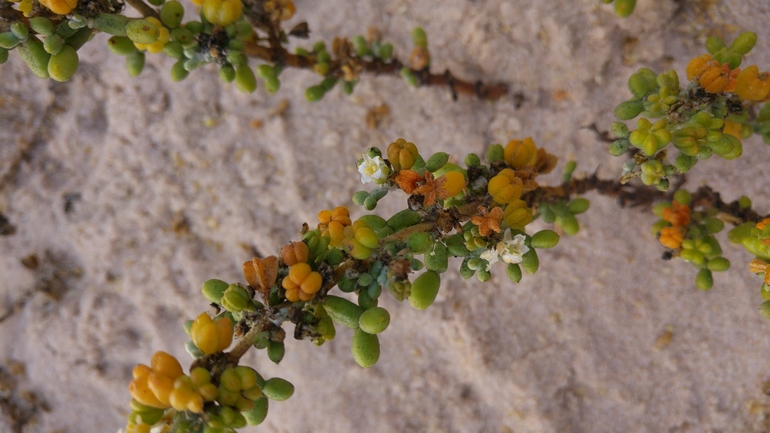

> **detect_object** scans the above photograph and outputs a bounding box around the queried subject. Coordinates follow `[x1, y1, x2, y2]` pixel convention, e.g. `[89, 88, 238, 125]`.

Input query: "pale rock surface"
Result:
[2, 0, 770, 432]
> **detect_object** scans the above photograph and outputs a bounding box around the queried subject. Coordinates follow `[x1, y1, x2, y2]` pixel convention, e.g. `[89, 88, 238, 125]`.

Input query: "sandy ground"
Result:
[2, 0, 770, 432]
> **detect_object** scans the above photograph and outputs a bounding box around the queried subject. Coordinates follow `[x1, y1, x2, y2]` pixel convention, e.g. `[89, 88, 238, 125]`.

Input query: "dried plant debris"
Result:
[0, 213, 16, 236]
[0, 251, 82, 323]
[365, 104, 390, 129]
[0, 361, 49, 433]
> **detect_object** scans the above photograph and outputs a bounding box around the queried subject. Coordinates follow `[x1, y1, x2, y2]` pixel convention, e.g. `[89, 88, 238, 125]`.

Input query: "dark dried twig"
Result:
[242, 40, 509, 100]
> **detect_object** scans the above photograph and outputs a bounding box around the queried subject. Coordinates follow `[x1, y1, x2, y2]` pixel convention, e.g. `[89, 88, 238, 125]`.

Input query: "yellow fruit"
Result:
[147, 372, 174, 406]
[488, 169, 522, 204]
[281, 241, 309, 266]
[282, 263, 322, 302]
[150, 351, 183, 379]
[202, 0, 243, 26]
[502, 200, 532, 229]
[190, 313, 233, 354]
[387, 138, 419, 171]
[129, 373, 165, 408]
[442, 171, 466, 197]
[39, 0, 77, 14]
[504, 137, 538, 168]
[734, 65, 770, 101]
[687, 54, 716, 81]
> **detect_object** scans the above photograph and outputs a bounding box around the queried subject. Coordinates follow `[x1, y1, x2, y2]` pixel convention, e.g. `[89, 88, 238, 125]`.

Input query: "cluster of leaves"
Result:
[609, 32, 769, 191]
[0, 0, 300, 90]
[127, 349, 291, 433]
[0, 6, 98, 81]
[609, 32, 770, 317]
[651, 189, 730, 290]
[120, 135, 596, 433]
[727, 213, 770, 317]
[0, 0, 507, 101]
[646, 188, 770, 315]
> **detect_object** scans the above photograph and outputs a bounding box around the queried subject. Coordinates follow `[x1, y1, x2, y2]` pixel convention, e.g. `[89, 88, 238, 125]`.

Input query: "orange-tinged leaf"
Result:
[252, 256, 278, 292]
[243, 260, 259, 289]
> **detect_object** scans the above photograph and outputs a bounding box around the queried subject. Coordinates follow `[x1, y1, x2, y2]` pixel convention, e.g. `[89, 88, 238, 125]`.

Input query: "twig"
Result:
[534, 174, 766, 224]
[125, 0, 159, 19]
[379, 222, 434, 243]
[228, 314, 270, 360]
[0, 4, 24, 23]
[242, 41, 508, 101]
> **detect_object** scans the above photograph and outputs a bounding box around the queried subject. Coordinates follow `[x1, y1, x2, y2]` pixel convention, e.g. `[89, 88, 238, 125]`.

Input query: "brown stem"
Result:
[0, 3, 24, 23]
[532, 174, 766, 225]
[125, 0, 159, 19]
[332, 258, 357, 281]
[379, 222, 434, 243]
[228, 316, 269, 361]
[688, 185, 763, 225]
[242, 42, 508, 101]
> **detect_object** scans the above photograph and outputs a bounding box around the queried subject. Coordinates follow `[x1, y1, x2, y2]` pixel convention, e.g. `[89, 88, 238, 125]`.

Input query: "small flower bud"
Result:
[486, 143, 504, 163]
[202, 279, 229, 304]
[465, 153, 481, 167]
[220, 284, 254, 313]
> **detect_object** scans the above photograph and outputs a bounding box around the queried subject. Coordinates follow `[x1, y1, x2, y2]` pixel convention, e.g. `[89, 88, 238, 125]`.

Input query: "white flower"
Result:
[479, 248, 499, 271]
[496, 230, 529, 264]
[358, 154, 391, 184]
